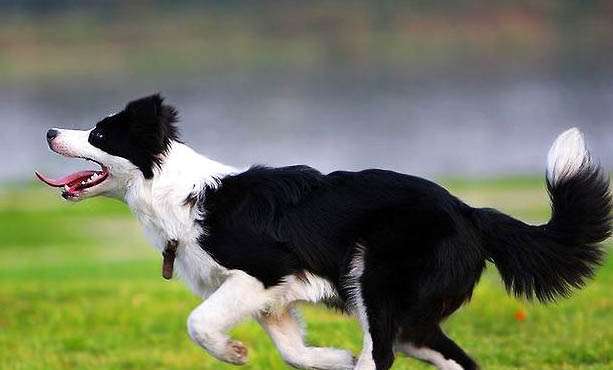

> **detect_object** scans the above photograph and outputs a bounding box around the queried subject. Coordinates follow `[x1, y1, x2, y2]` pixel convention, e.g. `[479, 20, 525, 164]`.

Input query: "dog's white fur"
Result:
[258, 305, 355, 369]
[345, 244, 376, 370]
[547, 127, 589, 186]
[48, 128, 363, 369]
[44, 123, 603, 370]
[398, 343, 463, 370]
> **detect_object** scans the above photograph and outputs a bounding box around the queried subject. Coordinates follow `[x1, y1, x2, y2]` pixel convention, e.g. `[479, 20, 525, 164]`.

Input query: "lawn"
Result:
[0, 178, 611, 369]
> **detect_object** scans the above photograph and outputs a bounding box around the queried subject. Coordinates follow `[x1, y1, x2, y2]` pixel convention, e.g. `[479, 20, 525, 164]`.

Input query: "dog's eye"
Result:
[90, 130, 105, 142]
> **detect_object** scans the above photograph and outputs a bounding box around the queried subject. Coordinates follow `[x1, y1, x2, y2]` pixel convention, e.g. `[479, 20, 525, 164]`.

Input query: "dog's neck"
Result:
[123, 141, 235, 244]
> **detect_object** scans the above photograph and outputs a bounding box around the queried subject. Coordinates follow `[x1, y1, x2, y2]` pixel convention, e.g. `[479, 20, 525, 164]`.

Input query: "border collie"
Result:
[36, 94, 611, 370]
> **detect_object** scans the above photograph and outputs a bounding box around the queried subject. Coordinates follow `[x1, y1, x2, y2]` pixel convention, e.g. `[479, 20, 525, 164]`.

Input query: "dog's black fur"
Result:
[195, 161, 610, 369]
[72, 94, 612, 369]
[88, 94, 179, 178]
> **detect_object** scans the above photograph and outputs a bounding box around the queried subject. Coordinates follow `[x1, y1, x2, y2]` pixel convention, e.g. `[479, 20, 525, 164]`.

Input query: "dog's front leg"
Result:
[186, 270, 273, 365]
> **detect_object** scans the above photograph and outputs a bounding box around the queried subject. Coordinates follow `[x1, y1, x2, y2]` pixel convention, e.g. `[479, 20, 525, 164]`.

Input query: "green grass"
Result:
[1, 178, 612, 369]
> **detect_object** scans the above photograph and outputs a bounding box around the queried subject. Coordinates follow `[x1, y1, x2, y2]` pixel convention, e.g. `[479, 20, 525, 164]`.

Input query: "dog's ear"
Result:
[122, 94, 181, 178]
[125, 93, 180, 148]
[126, 94, 178, 125]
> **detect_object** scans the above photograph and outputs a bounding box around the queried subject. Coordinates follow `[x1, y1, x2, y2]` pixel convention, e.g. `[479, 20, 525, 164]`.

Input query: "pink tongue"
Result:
[35, 170, 98, 187]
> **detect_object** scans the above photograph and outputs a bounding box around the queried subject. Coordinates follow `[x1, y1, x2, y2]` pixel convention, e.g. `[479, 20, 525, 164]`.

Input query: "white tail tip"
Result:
[546, 127, 590, 185]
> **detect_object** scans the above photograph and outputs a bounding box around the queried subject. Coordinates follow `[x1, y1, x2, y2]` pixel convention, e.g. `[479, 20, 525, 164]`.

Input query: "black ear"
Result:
[126, 94, 177, 121]
[126, 93, 163, 116]
[125, 93, 180, 149]
[123, 94, 181, 178]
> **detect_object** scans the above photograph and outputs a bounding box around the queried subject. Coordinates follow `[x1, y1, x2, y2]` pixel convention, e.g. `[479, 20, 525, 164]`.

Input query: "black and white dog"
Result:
[37, 94, 611, 370]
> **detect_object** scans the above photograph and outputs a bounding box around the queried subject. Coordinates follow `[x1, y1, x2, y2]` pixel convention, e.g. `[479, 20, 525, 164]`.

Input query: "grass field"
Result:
[1, 178, 612, 369]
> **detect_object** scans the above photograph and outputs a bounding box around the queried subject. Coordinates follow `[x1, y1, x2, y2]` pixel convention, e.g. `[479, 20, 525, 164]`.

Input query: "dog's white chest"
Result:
[127, 184, 228, 299]
[122, 143, 238, 298]
[139, 216, 228, 298]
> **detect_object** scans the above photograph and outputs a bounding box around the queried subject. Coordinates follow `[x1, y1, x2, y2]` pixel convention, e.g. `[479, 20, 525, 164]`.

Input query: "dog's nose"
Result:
[46, 129, 59, 144]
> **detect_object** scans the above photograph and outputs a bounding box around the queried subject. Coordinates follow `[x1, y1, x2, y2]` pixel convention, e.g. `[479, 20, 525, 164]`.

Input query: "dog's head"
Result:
[36, 94, 179, 201]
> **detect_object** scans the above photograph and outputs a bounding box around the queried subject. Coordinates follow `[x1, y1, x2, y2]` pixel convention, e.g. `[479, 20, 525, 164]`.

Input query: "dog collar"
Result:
[162, 239, 179, 279]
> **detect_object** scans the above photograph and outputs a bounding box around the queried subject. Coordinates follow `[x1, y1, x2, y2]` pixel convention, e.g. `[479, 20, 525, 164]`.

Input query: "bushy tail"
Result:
[473, 128, 612, 302]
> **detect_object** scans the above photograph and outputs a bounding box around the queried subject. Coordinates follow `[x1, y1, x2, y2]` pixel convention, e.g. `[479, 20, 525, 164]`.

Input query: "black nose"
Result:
[46, 129, 59, 144]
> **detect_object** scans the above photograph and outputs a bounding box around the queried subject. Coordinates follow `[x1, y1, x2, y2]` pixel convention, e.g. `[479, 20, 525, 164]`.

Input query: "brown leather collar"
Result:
[162, 239, 179, 280]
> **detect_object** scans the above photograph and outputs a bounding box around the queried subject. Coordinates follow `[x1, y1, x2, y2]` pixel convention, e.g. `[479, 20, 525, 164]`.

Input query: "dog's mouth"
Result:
[35, 159, 109, 199]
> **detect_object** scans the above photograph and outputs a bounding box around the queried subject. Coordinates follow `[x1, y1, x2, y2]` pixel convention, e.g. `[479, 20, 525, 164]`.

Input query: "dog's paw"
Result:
[308, 347, 355, 369]
[225, 340, 249, 365]
[443, 359, 464, 370]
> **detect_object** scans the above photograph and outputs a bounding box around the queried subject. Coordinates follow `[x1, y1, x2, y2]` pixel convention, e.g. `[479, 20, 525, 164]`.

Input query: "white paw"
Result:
[327, 348, 355, 369]
[443, 359, 464, 370]
[223, 340, 249, 365]
[304, 348, 355, 369]
[327, 348, 355, 368]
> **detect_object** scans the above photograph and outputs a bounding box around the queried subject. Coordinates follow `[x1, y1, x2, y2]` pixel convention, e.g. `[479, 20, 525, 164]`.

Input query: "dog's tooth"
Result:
[64, 185, 69, 192]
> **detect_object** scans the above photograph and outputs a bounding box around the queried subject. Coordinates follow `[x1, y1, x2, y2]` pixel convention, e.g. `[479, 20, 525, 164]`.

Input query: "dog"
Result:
[36, 94, 611, 370]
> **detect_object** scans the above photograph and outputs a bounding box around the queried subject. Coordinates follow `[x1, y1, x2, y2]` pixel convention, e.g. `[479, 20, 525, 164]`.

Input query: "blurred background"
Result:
[3, 0, 613, 180]
[1, 1, 613, 369]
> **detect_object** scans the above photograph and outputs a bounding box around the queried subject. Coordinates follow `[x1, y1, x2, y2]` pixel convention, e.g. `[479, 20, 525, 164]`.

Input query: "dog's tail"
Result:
[472, 128, 612, 302]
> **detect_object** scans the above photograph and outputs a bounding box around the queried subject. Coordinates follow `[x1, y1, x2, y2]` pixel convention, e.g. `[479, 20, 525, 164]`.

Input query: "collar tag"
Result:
[162, 239, 179, 280]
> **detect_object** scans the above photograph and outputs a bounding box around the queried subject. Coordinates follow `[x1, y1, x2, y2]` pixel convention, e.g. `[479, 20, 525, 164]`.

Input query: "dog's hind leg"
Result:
[397, 326, 478, 370]
[354, 302, 396, 370]
[186, 270, 275, 365]
[349, 245, 397, 370]
[258, 304, 355, 369]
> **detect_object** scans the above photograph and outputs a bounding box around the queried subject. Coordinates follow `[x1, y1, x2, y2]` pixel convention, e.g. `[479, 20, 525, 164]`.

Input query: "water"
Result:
[2, 72, 612, 183]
